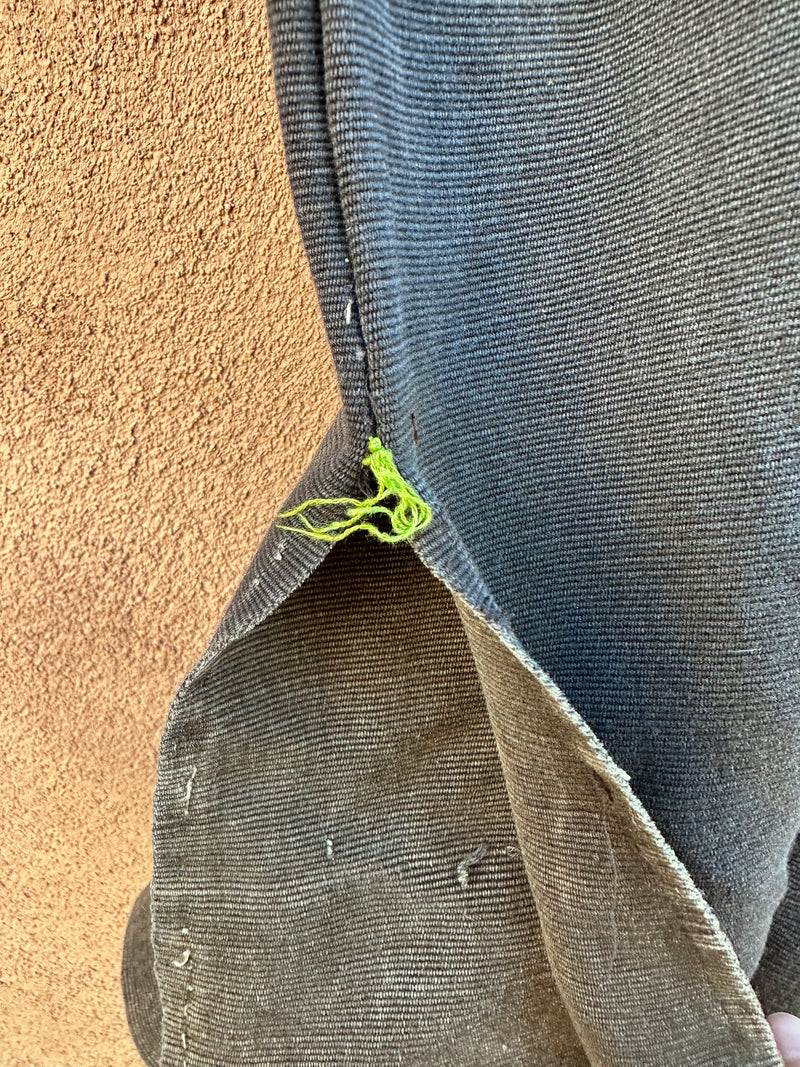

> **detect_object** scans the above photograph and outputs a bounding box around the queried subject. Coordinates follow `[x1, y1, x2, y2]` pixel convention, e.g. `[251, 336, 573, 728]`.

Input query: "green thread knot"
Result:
[276, 436, 433, 544]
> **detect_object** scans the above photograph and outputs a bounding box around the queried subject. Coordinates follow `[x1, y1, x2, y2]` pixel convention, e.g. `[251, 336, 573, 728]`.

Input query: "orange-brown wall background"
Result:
[0, 2, 339, 1062]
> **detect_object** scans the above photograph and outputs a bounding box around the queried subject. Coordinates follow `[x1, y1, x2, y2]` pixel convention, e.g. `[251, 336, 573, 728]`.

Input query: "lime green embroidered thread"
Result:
[276, 437, 433, 544]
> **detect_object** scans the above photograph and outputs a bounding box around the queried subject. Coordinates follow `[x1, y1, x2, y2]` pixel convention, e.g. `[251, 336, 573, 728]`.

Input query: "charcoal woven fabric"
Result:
[122, 1, 799, 1063]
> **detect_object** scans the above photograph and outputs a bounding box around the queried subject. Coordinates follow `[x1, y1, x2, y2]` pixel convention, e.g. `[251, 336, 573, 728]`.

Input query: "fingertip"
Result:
[768, 1012, 800, 1065]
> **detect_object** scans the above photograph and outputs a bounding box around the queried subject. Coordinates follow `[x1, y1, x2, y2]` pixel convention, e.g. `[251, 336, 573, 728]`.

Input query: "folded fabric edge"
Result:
[448, 587, 784, 1065]
[121, 883, 161, 1067]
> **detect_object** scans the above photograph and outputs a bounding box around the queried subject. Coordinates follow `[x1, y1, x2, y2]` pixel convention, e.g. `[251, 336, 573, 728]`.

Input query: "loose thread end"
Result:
[277, 437, 432, 544]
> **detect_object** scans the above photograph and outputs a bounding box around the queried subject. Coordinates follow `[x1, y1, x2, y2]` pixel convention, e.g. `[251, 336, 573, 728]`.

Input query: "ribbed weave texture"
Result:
[313, 0, 800, 982]
[123, 0, 799, 1062]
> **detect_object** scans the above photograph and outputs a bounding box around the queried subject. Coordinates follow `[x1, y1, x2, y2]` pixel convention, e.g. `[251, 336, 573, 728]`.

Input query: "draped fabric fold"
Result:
[123, 1, 799, 1063]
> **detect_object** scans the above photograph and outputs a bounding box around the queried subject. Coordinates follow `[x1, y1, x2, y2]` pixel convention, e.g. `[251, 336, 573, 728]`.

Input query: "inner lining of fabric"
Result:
[150, 530, 585, 1063]
[144, 529, 782, 1064]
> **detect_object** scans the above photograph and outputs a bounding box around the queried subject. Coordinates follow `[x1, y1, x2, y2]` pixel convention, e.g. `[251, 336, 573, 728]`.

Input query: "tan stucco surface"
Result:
[0, 3, 339, 1063]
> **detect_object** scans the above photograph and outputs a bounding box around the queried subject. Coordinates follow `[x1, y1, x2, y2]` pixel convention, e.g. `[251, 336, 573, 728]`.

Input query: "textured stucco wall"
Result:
[0, 2, 339, 1063]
